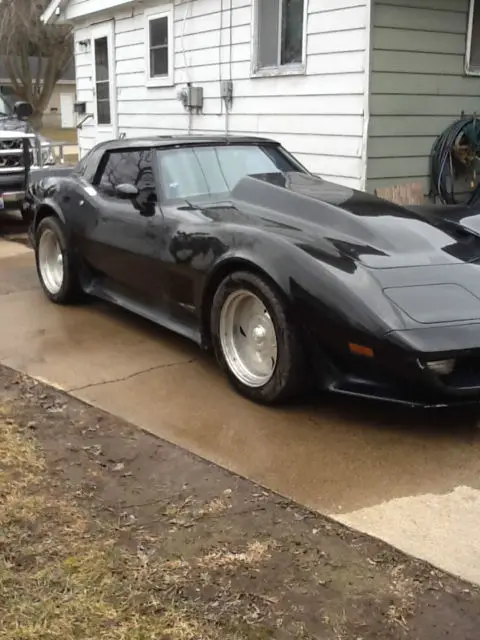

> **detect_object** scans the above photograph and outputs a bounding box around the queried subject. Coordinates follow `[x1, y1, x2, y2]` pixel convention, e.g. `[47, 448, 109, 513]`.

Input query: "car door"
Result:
[77, 147, 165, 304]
[145, 145, 235, 334]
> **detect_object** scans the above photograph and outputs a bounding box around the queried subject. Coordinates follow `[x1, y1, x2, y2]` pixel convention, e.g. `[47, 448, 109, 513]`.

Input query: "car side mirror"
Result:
[14, 101, 33, 121]
[115, 183, 139, 199]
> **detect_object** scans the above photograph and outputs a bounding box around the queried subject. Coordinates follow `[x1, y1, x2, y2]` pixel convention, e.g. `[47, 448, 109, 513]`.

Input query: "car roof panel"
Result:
[100, 135, 280, 152]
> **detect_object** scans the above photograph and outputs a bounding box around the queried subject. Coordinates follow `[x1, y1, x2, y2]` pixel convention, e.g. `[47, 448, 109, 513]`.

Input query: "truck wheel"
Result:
[35, 216, 82, 304]
[210, 271, 305, 405]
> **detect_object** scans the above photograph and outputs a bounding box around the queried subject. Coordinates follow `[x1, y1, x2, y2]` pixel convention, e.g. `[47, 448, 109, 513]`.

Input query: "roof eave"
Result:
[41, 0, 65, 24]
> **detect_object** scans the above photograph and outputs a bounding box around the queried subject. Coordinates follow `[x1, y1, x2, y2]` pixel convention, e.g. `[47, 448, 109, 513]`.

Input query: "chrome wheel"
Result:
[38, 228, 64, 295]
[219, 290, 278, 388]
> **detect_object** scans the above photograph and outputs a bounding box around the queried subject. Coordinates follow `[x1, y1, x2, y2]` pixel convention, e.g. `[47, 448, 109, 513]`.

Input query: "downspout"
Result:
[360, 0, 373, 192]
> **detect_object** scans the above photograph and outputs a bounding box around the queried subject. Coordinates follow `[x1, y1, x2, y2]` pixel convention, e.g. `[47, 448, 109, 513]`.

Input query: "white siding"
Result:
[72, 0, 370, 188]
[73, 23, 96, 157]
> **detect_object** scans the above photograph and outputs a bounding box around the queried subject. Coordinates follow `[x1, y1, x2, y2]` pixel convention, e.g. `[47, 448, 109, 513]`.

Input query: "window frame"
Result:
[91, 21, 117, 135]
[145, 4, 174, 88]
[93, 36, 111, 125]
[466, 0, 480, 75]
[251, 0, 308, 78]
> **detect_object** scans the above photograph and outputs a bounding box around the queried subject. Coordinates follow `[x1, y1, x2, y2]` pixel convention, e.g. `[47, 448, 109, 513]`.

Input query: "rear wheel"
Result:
[35, 216, 81, 304]
[210, 271, 305, 404]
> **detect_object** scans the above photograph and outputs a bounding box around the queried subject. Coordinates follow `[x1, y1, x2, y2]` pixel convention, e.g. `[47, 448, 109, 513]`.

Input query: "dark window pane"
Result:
[96, 81, 109, 101]
[95, 36, 111, 125]
[97, 100, 111, 125]
[94, 37, 109, 82]
[257, 0, 280, 68]
[98, 150, 156, 204]
[150, 47, 168, 77]
[470, 0, 480, 71]
[281, 0, 304, 65]
[150, 16, 168, 47]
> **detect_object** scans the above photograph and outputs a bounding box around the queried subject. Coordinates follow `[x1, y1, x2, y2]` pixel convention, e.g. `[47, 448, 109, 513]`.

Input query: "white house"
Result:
[42, 0, 480, 196]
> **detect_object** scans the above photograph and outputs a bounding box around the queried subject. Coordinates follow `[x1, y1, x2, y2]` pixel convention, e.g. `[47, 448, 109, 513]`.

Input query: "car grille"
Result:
[0, 138, 30, 173]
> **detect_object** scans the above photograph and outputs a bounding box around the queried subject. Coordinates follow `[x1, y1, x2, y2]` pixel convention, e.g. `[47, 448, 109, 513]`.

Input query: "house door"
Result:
[91, 21, 117, 142]
[60, 92, 75, 128]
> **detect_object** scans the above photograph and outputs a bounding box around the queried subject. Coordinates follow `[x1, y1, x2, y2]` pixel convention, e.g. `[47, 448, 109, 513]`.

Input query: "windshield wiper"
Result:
[179, 198, 202, 211]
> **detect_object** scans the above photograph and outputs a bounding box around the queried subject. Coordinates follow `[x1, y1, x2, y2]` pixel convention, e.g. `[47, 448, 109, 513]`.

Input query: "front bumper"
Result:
[314, 328, 480, 408]
[2, 190, 25, 207]
[327, 372, 480, 408]
[0, 172, 26, 208]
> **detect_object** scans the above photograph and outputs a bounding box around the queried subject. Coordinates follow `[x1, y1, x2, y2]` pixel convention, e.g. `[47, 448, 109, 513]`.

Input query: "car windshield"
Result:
[0, 94, 13, 116]
[156, 144, 300, 201]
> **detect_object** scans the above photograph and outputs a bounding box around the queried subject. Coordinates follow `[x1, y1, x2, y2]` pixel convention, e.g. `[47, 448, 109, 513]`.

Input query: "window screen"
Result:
[94, 36, 111, 125]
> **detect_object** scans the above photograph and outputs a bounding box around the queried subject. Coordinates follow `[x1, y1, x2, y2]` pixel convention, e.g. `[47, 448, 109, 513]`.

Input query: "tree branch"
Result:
[0, 0, 73, 128]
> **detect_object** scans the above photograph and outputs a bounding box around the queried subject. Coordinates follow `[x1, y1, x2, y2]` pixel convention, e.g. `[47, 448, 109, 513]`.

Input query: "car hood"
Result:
[229, 172, 480, 268]
[0, 116, 51, 147]
[0, 115, 30, 133]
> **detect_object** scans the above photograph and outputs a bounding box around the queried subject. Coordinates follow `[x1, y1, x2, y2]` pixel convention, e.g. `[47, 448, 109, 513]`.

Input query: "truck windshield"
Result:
[156, 144, 302, 201]
[0, 94, 13, 116]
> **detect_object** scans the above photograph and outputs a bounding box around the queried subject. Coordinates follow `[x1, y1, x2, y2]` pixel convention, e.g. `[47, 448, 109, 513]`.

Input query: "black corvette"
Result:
[24, 135, 480, 407]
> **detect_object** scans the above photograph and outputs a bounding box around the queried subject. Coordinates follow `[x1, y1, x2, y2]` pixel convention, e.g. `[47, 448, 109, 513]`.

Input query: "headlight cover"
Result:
[384, 284, 480, 324]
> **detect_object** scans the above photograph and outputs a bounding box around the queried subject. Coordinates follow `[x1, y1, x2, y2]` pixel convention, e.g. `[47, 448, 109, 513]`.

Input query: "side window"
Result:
[95, 149, 157, 208]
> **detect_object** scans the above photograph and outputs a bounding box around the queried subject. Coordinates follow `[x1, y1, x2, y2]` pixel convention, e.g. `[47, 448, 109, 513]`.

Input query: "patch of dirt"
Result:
[0, 365, 479, 639]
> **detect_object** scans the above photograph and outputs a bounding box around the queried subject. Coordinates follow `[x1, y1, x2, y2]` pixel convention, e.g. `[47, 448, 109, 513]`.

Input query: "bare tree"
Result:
[0, 0, 73, 130]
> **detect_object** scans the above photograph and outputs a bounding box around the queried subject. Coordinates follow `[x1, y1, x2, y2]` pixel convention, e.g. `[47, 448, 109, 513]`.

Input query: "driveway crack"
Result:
[67, 359, 197, 393]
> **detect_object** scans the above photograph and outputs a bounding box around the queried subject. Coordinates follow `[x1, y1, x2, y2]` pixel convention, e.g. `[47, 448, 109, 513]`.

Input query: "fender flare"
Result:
[33, 197, 67, 230]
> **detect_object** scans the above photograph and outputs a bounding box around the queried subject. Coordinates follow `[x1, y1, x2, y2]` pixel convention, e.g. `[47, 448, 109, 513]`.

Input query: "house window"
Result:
[466, 0, 480, 74]
[255, 0, 305, 74]
[146, 6, 174, 86]
[94, 36, 111, 125]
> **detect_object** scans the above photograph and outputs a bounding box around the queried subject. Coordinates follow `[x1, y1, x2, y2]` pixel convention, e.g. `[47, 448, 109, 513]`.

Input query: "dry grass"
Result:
[0, 419, 254, 640]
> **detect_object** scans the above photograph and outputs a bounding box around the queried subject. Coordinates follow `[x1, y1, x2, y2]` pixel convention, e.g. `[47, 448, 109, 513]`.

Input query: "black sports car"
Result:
[24, 135, 480, 407]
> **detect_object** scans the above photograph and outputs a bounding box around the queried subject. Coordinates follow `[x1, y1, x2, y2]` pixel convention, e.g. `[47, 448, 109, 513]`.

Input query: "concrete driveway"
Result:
[2, 219, 480, 584]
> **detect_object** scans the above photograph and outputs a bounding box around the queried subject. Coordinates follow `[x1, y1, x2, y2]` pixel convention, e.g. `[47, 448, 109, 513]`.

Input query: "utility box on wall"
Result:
[73, 101, 86, 115]
[187, 85, 203, 110]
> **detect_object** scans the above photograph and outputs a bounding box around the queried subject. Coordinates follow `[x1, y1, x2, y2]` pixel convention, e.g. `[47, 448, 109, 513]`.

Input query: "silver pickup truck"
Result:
[0, 99, 62, 222]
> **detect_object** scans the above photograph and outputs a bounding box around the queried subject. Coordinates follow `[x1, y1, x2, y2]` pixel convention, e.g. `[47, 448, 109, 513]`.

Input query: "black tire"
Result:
[210, 271, 305, 405]
[35, 216, 82, 304]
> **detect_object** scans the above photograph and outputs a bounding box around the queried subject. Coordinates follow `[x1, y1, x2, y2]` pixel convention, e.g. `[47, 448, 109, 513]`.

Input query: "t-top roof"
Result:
[99, 135, 280, 150]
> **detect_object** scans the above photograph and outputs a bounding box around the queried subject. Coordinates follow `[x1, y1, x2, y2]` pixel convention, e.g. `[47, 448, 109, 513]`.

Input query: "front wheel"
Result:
[210, 271, 305, 405]
[35, 216, 82, 304]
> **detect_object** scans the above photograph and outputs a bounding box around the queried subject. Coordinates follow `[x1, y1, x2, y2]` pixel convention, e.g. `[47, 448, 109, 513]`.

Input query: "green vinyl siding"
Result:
[366, 0, 480, 196]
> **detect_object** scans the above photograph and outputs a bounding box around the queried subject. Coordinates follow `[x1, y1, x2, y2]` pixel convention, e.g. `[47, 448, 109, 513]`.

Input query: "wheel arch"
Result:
[200, 256, 290, 349]
[33, 199, 66, 233]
